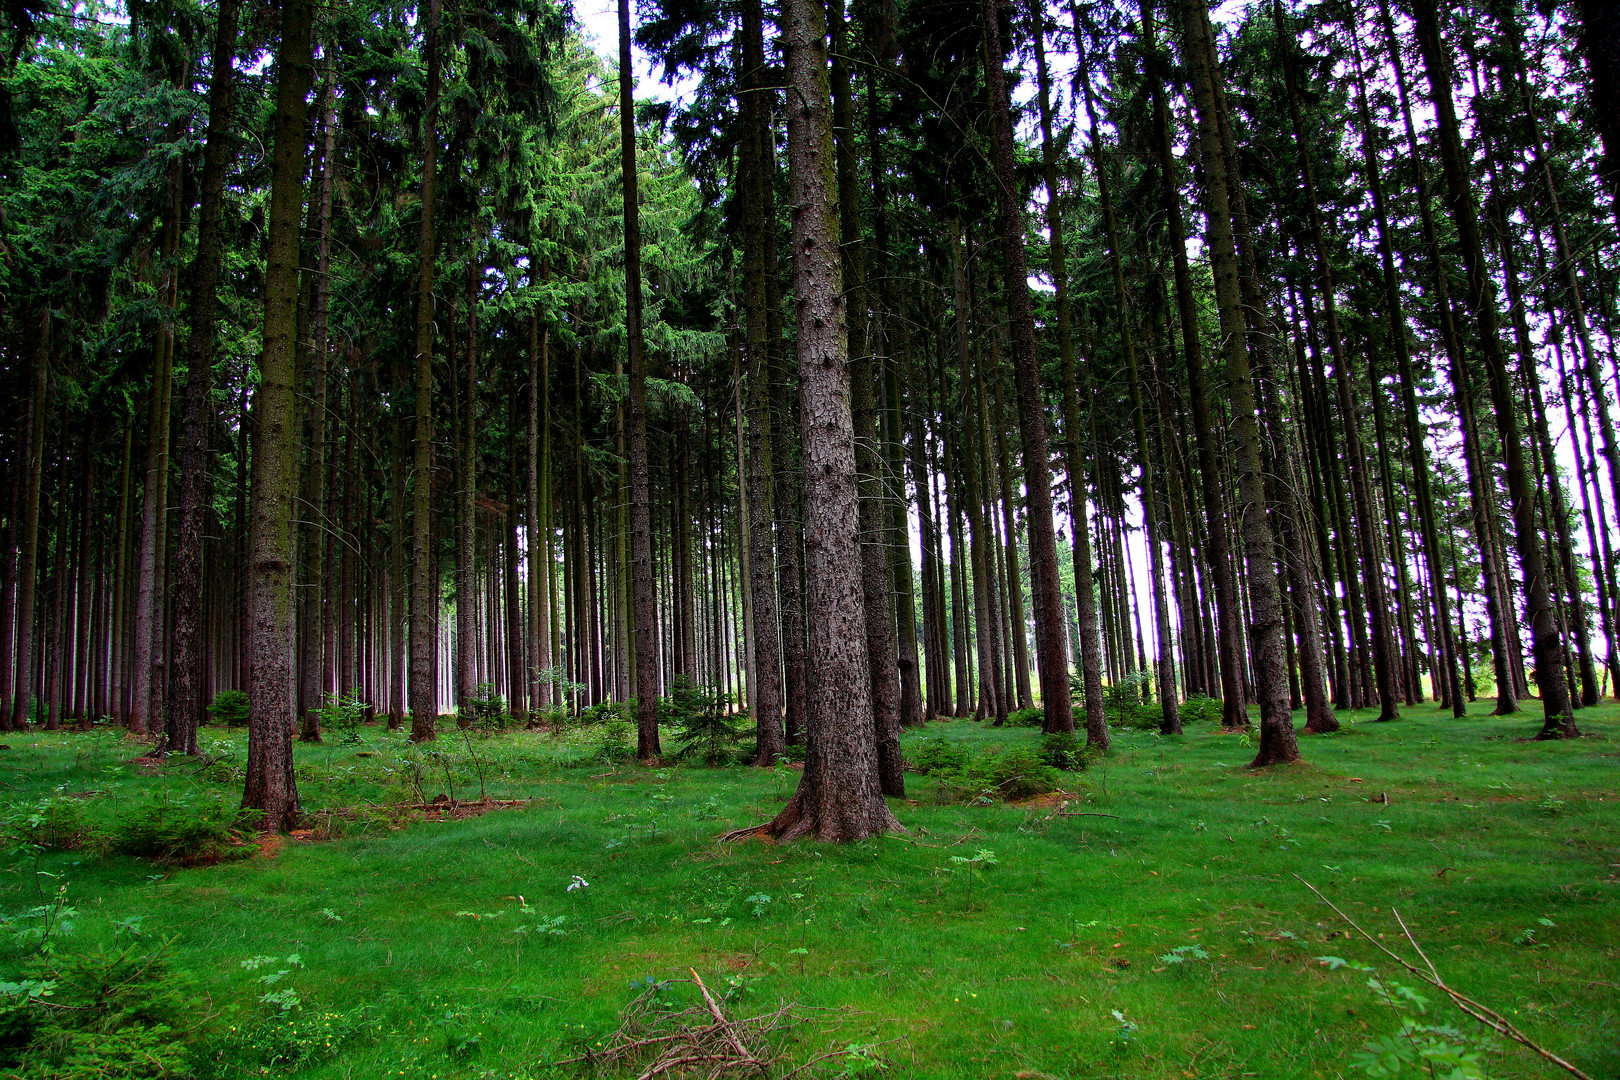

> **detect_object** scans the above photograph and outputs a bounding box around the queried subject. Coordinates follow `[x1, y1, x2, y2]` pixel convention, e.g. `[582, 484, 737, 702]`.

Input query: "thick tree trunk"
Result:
[738, 0, 899, 841]
[243, 0, 313, 832]
[980, 0, 1073, 734]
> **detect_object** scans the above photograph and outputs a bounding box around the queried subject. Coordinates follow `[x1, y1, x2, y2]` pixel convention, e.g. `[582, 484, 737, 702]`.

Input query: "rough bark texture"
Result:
[164, 0, 241, 757]
[1178, 0, 1299, 766]
[243, 0, 313, 832]
[409, 0, 442, 742]
[741, 0, 900, 842]
[9, 314, 48, 731]
[740, 0, 784, 765]
[619, 0, 661, 760]
[981, 0, 1074, 733]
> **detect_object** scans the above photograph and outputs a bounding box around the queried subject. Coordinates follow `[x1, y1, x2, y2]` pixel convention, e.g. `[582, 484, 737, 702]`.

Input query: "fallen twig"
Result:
[1297, 875, 1594, 1080]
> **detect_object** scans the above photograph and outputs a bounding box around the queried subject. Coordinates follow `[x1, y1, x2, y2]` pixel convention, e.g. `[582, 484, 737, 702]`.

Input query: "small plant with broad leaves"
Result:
[1108, 1009, 1139, 1053]
[1316, 956, 1496, 1078]
[242, 953, 305, 1011]
[835, 1040, 889, 1076]
[1512, 917, 1556, 947]
[1157, 943, 1210, 967]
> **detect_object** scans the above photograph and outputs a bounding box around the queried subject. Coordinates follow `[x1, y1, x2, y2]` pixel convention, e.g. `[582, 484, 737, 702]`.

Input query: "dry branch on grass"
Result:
[560, 970, 889, 1079]
[1298, 875, 1595, 1080]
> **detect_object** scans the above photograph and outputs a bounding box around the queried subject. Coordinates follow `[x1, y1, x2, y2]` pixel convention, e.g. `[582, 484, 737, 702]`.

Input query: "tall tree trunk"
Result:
[1347, 18, 1462, 714]
[527, 281, 552, 715]
[410, 0, 442, 741]
[8, 313, 48, 731]
[621, 0, 661, 760]
[1178, 0, 1299, 764]
[1142, 1, 1245, 727]
[739, 0, 784, 764]
[1275, 0, 1397, 720]
[830, 0, 903, 791]
[740, 0, 900, 840]
[165, 0, 242, 755]
[298, 56, 336, 743]
[243, 0, 313, 831]
[1070, 27, 1148, 743]
[457, 253, 480, 722]
[1410, 0, 1575, 736]
[979, 0, 1072, 734]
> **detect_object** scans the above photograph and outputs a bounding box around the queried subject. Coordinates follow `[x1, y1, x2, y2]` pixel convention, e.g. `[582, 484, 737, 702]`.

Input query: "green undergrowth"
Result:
[0, 703, 1614, 1079]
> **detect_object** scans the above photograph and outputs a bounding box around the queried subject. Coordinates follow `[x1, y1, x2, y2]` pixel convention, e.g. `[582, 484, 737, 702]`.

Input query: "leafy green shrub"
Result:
[968, 747, 1059, 801]
[781, 740, 807, 761]
[1007, 706, 1045, 728]
[1037, 731, 1087, 771]
[1180, 695, 1223, 725]
[907, 737, 972, 777]
[1124, 702, 1164, 731]
[207, 689, 249, 728]
[102, 795, 259, 864]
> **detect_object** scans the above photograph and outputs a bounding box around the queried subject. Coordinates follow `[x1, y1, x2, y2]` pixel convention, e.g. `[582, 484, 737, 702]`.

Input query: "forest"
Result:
[0, 0, 1616, 1075]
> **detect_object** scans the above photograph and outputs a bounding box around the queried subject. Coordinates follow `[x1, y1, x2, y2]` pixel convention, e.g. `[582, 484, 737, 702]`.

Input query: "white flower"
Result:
[567, 875, 589, 892]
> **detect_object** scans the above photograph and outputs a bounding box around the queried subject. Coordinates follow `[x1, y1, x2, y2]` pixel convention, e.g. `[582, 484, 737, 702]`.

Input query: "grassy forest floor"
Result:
[0, 701, 1615, 1079]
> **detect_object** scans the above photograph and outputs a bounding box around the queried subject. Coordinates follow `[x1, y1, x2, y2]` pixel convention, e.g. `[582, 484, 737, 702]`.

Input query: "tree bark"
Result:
[1178, 0, 1299, 765]
[165, 0, 242, 756]
[243, 0, 313, 831]
[980, 0, 1073, 733]
[739, 0, 784, 765]
[1410, 0, 1575, 736]
[740, 0, 900, 841]
[9, 312, 47, 731]
[410, 0, 443, 741]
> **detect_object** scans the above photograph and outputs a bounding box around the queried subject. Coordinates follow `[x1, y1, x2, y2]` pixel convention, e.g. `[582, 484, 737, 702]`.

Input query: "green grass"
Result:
[0, 702, 1616, 1079]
